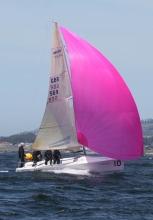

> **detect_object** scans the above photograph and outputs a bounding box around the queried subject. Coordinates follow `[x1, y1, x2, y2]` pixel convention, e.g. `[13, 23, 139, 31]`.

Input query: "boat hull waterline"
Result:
[16, 156, 124, 173]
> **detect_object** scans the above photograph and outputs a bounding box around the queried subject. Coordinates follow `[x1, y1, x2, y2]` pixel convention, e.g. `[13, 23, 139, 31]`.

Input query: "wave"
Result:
[43, 168, 90, 175]
[0, 170, 8, 172]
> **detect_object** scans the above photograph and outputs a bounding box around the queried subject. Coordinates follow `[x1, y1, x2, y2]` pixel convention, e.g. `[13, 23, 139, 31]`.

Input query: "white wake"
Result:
[0, 171, 8, 172]
[49, 168, 90, 175]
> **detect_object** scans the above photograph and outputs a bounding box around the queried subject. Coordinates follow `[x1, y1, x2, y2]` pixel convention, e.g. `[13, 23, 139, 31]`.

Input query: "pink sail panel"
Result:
[59, 26, 143, 160]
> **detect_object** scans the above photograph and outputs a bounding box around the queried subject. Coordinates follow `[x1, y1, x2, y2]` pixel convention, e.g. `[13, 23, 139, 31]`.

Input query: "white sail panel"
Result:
[32, 24, 80, 151]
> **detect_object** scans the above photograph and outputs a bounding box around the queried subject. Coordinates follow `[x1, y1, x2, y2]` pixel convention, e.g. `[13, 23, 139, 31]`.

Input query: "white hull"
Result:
[16, 156, 124, 173]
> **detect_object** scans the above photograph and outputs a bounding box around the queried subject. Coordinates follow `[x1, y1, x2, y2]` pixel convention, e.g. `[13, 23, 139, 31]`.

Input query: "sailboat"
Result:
[16, 23, 143, 173]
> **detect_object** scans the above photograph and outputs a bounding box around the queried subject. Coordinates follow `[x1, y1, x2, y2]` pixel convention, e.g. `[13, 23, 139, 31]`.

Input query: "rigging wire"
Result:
[28, 21, 52, 127]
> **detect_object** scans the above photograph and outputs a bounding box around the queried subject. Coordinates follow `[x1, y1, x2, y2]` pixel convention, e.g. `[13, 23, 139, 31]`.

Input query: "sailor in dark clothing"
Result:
[32, 151, 42, 166]
[18, 143, 25, 168]
[44, 150, 52, 165]
[53, 149, 61, 164]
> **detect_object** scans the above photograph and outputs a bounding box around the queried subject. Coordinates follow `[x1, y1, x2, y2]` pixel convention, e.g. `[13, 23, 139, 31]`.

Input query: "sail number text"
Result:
[50, 77, 59, 83]
[48, 77, 60, 103]
[114, 160, 121, 166]
[49, 90, 58, 96]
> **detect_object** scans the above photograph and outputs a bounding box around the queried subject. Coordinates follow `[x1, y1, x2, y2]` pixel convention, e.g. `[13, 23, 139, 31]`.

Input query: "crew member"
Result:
[44, 150, 52, 165]
[53, 149, 61, 164]
[18, 143, 25, 168]
[32, 151, 42, 166]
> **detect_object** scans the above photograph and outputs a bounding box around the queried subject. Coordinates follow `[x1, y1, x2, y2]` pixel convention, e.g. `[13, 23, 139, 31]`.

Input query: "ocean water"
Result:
[0, 152, 153, 220]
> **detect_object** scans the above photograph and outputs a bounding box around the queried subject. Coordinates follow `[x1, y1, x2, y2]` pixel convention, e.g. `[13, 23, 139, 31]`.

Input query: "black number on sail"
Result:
[114, 160, 121, 166]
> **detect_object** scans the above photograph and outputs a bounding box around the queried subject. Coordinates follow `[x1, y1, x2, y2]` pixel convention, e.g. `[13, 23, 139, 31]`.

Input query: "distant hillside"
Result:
[0, 132, 36, 145]
[141, 119, 153, 136]
[142, 124, 153, 136]
[0, 120, 153, 146]
[141, 119, 153, 146]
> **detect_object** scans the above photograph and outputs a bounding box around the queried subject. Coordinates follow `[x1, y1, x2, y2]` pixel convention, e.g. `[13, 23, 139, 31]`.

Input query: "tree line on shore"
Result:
[1, 119, 153, 146]
[0, 131, 153, 147]
[141, 118, 153, 124]
[0, 132, 36, 145]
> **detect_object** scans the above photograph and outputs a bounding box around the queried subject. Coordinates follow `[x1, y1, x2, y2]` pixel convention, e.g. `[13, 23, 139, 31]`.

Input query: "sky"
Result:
[0, 0, 153, 136]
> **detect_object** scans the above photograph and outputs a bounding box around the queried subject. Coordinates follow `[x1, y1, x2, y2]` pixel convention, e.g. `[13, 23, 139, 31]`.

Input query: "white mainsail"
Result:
[32, 24, 80, 151]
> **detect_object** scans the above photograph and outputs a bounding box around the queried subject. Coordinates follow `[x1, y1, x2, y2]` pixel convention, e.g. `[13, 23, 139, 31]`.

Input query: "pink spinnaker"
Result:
[59, 26, 143, 160]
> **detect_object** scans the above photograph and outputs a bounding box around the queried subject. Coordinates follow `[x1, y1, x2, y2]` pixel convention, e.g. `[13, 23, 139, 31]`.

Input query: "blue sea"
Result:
[0, 151, 153, 220]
